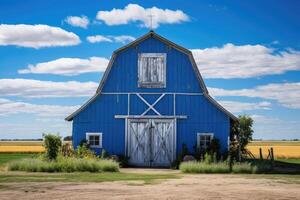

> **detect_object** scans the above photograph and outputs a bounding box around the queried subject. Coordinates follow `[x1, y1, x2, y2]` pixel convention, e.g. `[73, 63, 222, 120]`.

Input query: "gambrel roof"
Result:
[66, 31, 237, 121]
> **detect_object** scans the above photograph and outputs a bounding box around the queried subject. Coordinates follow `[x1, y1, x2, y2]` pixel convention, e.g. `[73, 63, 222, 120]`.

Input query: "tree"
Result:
[238, 115, 254, 152]
[43, 134, 62, 161]
[229, 115, 254, 162]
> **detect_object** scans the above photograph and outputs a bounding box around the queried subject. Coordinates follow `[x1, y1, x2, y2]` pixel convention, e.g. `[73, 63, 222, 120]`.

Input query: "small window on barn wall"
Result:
[86, 133, 102, 148]
[197, 133, 214, 150]
[138, 53, 166, 88]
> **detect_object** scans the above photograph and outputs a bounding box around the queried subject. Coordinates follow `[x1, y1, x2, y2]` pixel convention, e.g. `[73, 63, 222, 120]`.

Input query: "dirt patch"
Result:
[0, 173, 299, 200]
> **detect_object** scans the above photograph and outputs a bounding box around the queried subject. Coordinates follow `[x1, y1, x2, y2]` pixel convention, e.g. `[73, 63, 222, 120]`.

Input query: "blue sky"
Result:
[0, 0, 299, 140]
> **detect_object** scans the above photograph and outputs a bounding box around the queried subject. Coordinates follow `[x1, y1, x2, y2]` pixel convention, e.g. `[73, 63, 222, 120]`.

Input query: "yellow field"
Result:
[247, 141, 300, 159]
[0, 141, 45, 153]
[0, 146, 44, 153]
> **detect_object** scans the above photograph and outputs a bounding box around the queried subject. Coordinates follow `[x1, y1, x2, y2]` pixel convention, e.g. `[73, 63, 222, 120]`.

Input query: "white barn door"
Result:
[127, 119, 175, 167]
[151, 119, 176, 167]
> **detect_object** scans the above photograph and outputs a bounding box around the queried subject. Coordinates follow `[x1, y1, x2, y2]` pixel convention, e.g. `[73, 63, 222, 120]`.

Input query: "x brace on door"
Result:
[136, 93, 165, 116]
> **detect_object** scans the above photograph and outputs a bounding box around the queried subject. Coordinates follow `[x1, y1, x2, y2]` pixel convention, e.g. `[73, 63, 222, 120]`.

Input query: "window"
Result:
[86, 133, 102, 148]
[197, 133, 214, 150]
[138, 53, 166, 88]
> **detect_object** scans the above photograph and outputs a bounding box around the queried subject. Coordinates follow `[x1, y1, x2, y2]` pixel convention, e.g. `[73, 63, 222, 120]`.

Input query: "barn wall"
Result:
[102, 37, 203, 93]
[72, 36, 230, 156]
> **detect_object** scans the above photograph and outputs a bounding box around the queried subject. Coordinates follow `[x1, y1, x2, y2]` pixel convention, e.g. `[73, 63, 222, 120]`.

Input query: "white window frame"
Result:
[138, 53, 167, 88]
[197, 133, 214, 150]
[86, 132, 102, 148]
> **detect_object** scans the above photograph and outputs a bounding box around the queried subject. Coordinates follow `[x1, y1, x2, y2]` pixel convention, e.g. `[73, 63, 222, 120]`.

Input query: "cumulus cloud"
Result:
[209, 82, 300, 109]
[96, 4, 189, 28]
[191, 44, 300, 79]
[86, 35, 135, 44]
[18, 57, 109, 76]
[87, 35, 113, 43]
[0, 98, 79, 117]
[64, 15, 89, 28]
[0, 24, 80, 48]
[219, 101, 272, 113]
[0, 79, 98, 98]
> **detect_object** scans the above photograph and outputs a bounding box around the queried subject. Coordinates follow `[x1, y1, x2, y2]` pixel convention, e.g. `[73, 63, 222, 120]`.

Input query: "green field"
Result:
[277, 158, 300, 164]
[248, 141, 300, 146]
[0, 172, 178, 183]
[0, 153, 37, 166]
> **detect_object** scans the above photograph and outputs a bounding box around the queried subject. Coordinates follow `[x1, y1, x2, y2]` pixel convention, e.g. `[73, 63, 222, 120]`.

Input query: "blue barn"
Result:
[66, 31, 236, 167]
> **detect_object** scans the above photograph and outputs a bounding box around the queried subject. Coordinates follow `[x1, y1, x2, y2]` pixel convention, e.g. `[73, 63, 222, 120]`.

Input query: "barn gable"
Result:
[66, 31, 236, 121]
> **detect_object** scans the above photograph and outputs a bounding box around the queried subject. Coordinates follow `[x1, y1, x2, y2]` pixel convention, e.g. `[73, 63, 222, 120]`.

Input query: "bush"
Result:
[180, 161, 230, 173]
[76, 145, 96, 158]
[117, 154, 130, 168]
[232, 162, 254, 174]
[43, 134, 62, 161]
[8, 157, 119, 173]
[251, 160, 273, 173]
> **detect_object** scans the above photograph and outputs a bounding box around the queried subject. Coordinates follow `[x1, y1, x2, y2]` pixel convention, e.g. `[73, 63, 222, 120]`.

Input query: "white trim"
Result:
[86, 132, 102, 148]
[197, 133, 214, 149]
[115, 115, 187, 119]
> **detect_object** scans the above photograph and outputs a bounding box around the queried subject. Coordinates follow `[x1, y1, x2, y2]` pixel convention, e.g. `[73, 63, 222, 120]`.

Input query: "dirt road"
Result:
[0, 170, 299, 200]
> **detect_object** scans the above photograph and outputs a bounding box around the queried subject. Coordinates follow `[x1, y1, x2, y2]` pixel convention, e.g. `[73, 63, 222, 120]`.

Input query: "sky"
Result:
[0, 0, 299, 140]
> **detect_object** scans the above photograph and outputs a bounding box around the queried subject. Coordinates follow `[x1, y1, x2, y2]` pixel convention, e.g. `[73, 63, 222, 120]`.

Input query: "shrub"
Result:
[232, 162, 254, 174]
[117, 154, 130, 168]
[251, 160, 273, 173]
[43, 134, 62, 161]
[76, 145, 96, 158]
[8, 157, 119, 173]
[179, 161, 230, 173]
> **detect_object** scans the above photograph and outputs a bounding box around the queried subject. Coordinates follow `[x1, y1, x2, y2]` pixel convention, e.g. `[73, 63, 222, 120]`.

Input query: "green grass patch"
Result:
[243, 174, 300, 184]
[277, 158, 300, 164]
[0, 172, 178, 183]
[232, 162, 255, 173]
[180, 161, 269, 174]
[8, 157, 119, 173]
[248, 141, 300, 146]
[180, 161, 230, 173]
[0, 153, 37, 166]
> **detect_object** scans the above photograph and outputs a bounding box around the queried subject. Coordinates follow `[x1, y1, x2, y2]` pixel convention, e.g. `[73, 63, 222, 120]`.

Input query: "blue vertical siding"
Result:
[72, 36, 230, 156]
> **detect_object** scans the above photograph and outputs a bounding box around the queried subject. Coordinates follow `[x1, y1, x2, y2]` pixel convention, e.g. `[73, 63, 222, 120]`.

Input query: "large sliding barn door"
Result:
[127, 119, 175, 167]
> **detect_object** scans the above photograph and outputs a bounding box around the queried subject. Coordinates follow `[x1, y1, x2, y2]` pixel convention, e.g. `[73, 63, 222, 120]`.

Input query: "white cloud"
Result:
[209, 82, 300, 109]
[0, 24, 80, 49]
[219, 101, 271, 113]
[96, 4, 189, 28]
[191, 44, 300, 79]
[86, 35, 135, 44]
[0, 79, 98, 98]
[113, 35, 136, 43]
[64, 15, 89, 28]
[0, 98, 79, 117]
[87, 35, 113, 43]
[18, 57, 109, 76]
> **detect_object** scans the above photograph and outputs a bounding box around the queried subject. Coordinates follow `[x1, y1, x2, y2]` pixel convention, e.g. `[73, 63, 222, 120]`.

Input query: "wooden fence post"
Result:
[270, 147, 274, 161]
[259, 148, 263, 160]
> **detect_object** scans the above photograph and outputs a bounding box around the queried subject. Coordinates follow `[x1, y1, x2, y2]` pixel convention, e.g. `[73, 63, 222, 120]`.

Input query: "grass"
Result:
[0, 153, 37, 166]
[8, 157, 119, 173]
[248, 141, 300, 146]
[232, 162, 254, 174]
[276, 158, 300, 164]
[179, 161, 272, 174]
[0, 172, 178, 183]
[180, 161, 230, 173]
[243, 174, 300, 184]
